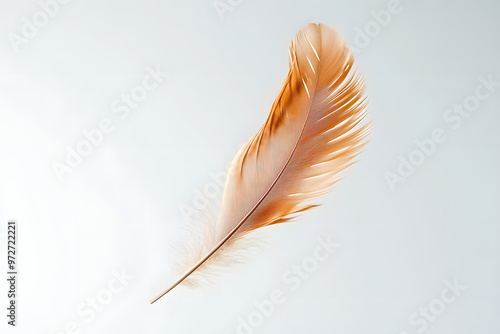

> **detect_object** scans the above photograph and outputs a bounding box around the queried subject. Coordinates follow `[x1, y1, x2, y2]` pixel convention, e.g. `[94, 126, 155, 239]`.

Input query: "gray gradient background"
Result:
[0, 0, 499, 333]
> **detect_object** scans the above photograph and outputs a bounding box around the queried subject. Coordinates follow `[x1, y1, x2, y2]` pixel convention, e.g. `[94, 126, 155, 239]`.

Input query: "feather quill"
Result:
[151, 23, 369, 304]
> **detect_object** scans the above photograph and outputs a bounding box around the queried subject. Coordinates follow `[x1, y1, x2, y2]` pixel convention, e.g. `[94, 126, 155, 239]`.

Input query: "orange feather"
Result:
[151, 23, 370, 304]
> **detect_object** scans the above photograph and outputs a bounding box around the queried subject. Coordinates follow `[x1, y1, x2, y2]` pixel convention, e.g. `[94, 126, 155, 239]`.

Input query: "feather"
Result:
[151, 23, 370, 304]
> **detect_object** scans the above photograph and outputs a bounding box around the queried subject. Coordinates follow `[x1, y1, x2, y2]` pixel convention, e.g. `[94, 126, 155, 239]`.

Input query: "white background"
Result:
[0, 0, 499, 333]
